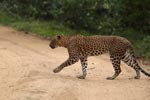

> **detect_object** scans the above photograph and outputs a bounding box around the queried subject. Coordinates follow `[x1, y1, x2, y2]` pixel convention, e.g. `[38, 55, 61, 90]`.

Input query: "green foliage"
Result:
[0, 0, 149, 34]
[114, 28, 145, 42]
[0, 0, 103, 32]
[0, 10, 79, 37]
[138, 36, 150, 59]
[0, 0, 60, 19]
[121, 0, 150, 34]
[59, 0, 104, 32]
[0, 9, 19, 25]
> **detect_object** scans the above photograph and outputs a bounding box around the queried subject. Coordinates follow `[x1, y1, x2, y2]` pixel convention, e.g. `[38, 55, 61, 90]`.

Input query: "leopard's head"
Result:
[49, 35, 65, 49]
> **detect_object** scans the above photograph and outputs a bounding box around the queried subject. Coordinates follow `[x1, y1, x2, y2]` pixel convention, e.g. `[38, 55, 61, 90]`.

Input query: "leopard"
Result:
[49, 34, 150, 80]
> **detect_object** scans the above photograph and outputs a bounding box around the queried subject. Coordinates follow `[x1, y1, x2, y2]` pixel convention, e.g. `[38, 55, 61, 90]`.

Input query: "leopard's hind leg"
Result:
[107, 55, 121, 80]
[122, 52, 140, 79]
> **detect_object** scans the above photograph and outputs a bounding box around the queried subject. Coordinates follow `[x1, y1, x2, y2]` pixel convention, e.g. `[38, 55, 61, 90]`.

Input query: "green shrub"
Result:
[0, 0, 109, 33]
[139, 36, 150, 59]
[0, 0, 149, 35]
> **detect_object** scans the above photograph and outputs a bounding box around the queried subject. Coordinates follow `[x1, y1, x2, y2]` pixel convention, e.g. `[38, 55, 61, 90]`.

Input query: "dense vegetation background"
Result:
[0, 0, 150, 59]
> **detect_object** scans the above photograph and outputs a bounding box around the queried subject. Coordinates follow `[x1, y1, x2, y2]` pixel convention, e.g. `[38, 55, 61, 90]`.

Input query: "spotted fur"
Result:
[49, 35, 150, 80]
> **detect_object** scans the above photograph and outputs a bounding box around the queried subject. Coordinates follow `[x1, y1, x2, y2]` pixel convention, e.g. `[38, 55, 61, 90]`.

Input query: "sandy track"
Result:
[0, 26, 150, 100]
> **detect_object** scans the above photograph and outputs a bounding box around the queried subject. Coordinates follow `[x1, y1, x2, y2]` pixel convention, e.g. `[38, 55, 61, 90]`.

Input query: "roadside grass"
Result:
[10, 20, 77, 37]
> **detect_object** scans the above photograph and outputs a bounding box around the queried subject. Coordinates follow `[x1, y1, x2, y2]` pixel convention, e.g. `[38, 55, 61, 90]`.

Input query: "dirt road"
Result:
[0, 26, 150, 100]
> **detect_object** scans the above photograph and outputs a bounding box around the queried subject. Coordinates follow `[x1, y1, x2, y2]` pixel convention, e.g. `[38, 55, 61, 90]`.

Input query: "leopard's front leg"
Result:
[77, 57, 88, 79]
[53, 57, 79, 73]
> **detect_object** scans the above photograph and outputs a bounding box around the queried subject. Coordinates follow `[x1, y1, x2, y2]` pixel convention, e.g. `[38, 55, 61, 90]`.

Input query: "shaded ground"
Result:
[0, 26, 150, 100]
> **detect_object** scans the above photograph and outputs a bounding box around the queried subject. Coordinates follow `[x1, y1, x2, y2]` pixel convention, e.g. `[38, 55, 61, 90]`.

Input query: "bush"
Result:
[57, 0, 104, 32]
[139, 36, 150, 59]
[0, 0, 149, 34]
[0, 0, 62, 19]
[0, 0, 109, 33]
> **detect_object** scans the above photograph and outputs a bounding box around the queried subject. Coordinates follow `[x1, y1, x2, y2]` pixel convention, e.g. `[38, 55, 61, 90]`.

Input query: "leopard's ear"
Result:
[57, 35, 61, 40]
[57, 34, 64, 39]
[56, 34, 64, 40]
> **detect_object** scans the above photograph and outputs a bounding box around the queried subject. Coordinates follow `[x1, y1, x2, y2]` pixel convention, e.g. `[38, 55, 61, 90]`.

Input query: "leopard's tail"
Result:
[122, 46, 150, 77]
[138, 65, 150, 77]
